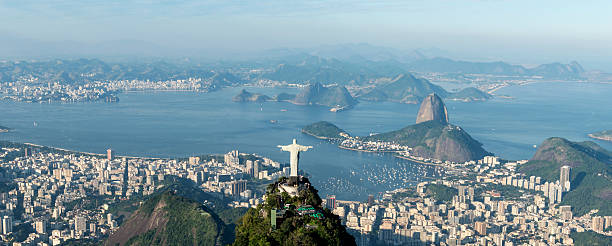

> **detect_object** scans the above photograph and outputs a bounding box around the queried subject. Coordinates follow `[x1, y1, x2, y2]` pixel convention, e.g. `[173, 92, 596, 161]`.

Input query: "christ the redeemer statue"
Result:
[278, 139, 312, 177]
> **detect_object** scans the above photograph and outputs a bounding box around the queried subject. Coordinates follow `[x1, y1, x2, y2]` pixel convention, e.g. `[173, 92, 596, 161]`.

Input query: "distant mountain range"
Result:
[257, 44, 588, 80]
[519, 137, 612, 216]
[0, 58, 237, 85]
[0, 50, 588, 86]
[356, 74, 491, 104]
[406, 57, 585, 78]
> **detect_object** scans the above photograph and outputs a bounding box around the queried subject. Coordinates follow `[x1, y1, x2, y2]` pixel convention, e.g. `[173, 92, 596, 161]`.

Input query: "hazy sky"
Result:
[1, 0, 611, 69]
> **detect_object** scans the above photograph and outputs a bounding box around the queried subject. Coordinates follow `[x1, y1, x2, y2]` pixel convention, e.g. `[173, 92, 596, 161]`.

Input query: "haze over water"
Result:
[1, 81, 611, 200]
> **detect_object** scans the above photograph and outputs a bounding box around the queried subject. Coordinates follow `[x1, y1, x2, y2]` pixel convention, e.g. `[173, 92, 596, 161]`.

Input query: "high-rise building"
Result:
[246, 161, 254, 176]
[560, 166, 571, 191]
[89, 223, 97, 234]
[75, 216, 87, 233]
[543, 182, 550, 197]
[231, 180, 247, 196]
[107, 213, 113, 226]
[107, 148, 113, 161]
[326, 195, 337, 210]
[189, 156, 200, 165]
[475, 221, 487, 235]
[605, 216, 612, 230]
[253, 161, 259, 178]
[592, 216, 605, 232]
[224, 150, 240, 166]
[368, 194, 374, 207]
[559, 205, 572, 220]
[35, 219, 47, 234]
[2, 216, 12, 235]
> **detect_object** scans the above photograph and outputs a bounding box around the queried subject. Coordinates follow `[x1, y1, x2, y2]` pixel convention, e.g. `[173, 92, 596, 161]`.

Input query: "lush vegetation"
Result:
[302, 121, 348, 140]
[363, 121, 490, 162]
[105, 176, 250, 245]
[119, 191, 225, 246]
[519, 137, 612, 216]
[233, 178, 356, 246]
[570, 231, 612, 246]
[391, 189, 419, 201]
[475, 183, 541, 200]
[425, 184, 458, 202]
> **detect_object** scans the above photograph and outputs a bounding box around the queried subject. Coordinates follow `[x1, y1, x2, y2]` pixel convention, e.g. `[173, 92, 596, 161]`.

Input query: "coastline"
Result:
[301, 130, 333, 140]
[302, 132, 449, 165]
[394, 154, 445, 167]
[337, 145, 400, 153]
[19, 142, 169, 160]
[588, 134, 612, 142]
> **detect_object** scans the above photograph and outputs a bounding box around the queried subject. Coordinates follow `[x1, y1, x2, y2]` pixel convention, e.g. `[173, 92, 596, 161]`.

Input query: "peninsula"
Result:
[302, 94, 491, 163]
[588, 130, 612, 142]
[301, 121, 349, 140]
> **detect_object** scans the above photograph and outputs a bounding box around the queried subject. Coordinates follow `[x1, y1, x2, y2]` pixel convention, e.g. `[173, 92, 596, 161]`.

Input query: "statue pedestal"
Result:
[278, 176, 310, 197]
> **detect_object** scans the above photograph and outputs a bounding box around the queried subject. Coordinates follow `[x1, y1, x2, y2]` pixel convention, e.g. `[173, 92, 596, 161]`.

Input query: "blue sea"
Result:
[1, 82, 611, 200]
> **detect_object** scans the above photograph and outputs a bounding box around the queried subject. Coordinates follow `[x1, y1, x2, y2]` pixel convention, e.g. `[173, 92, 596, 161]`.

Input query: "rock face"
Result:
[415, 93, 449, 124]
[362, 94, 490, 163]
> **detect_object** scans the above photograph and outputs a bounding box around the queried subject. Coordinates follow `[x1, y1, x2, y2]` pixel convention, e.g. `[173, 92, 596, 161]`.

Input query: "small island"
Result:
[0, 126, 10, 133]
[589, 130, 612, 142]
[232, 83, 358, 111]
[232, 89, 272, 102]
[301, 121, 350, 140]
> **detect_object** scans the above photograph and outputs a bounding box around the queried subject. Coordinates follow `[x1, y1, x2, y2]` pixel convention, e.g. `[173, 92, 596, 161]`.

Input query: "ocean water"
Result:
[1, 82, 611, 200]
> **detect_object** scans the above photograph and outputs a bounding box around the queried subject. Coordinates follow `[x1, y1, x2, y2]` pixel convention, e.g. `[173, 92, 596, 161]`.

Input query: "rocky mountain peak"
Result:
[416, 93, 449, 124]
